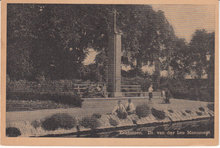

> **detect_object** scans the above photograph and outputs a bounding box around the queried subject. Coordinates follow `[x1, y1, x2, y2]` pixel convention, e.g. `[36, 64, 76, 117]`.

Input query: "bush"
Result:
[196, 111, 202, 116]
[6, 127, 21, 137]
[135, 104, 150, 118]
[80, 116, 100, 129]
[168, 109, 174, 113]
[167, 79, 214, 102]
[185, 110, 192, 114]
[42, 113, 76, 131]
[207, 104, 214, 111]
[92, 113, 102, 119]
[199, 107, 205, 112]
[7, 92, 83, 107]
[151, 108, 166, 120]
[109, 118, 118, 126]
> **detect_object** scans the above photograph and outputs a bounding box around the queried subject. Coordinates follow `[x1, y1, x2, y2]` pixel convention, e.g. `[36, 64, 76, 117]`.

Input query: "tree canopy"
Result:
[7, 4, 214, 83]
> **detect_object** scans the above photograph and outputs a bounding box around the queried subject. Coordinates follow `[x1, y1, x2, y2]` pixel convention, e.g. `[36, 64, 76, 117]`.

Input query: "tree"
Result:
[187, 29, 215, 99]
[169, 38, 190, 79]
[7, 4, 40, 80]
[7, 4, 179, 82]
[188, 30, 214, 78]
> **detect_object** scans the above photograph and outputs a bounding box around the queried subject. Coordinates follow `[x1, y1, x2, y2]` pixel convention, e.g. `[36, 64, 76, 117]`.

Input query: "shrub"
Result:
[41, 113, 76, 131]
[196, 111, 202, 116]
[135, 104, 150, 118]
[92, 113, 102, 119]
[207, 104, 214, 111]
[6, 127, 21, 137]
[109, 118, 118, 126]
[80, 116, 100, 129]
[168, 109, 174, 113]
[31, 120, 41, 129]
[151, 108, 166, 120]
[199, 107, 205, 112]
[185, 110, 192, 114]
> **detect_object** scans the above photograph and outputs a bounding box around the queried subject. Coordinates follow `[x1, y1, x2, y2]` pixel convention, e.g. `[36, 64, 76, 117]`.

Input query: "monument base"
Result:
[109, 92, 122, 97]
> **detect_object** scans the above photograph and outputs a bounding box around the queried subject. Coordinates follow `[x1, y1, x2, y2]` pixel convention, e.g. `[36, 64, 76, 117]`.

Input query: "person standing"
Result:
[165, 88, 170, 104]
[148, 84, 153, 101]
[161, 89, 166, 103]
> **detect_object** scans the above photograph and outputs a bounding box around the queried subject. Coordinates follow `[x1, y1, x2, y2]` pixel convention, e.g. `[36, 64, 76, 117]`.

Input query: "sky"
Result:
[83, 5, 215, 78]
[152, 5, 215, 42]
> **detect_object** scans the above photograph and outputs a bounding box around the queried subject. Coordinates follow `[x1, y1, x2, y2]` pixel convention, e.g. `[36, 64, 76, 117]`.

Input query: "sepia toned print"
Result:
[1, 0, 219, 146]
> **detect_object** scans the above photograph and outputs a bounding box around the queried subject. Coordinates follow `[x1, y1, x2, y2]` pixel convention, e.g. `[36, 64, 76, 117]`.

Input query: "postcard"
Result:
[1, 0, 219, 146]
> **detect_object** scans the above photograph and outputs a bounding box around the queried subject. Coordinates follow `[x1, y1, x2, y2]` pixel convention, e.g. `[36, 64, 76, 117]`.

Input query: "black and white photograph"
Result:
[3, 1, 217, 142]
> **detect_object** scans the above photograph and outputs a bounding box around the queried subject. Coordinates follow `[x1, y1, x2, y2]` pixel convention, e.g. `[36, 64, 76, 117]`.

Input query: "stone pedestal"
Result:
[107, 32, 122, 97]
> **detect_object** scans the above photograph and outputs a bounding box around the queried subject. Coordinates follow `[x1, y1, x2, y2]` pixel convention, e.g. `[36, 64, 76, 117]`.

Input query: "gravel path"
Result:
[6, 97, 210, 122]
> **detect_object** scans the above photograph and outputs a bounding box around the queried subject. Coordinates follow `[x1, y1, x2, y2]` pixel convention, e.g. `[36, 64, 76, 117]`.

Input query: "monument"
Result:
[107, 9, 122, 97]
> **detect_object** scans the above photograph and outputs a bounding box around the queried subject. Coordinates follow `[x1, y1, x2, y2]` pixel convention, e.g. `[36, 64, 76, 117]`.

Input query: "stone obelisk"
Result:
[107, 9, 122, 97]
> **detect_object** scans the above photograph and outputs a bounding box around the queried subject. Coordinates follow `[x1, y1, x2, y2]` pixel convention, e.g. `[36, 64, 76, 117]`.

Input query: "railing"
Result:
[122, 91, 161, 97]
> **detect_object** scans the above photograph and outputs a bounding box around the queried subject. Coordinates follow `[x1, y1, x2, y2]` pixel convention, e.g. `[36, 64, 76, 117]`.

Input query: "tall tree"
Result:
[7, 4, 180, 82]
[187, 29, 215, 99]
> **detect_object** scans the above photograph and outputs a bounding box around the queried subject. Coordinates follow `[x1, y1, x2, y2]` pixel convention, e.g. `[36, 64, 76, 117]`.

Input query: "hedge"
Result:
[6, 92, 83, 107]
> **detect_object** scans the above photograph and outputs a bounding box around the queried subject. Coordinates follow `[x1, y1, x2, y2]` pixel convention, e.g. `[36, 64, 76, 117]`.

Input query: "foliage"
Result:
[109, 118, 118, 126]
[168, 109, 174, 113]
[117, 112, 128, 119]
[7, 92, 83, 107]
[185, 30, 215, 99]
[6, 127, 21, 137]
[92, 113, 102, 119]
[7, 4, 215, 94]
[41, 113, 76, 131]
[187, 30, 214, 79]
[207, 104, 214, 111]
[7, 4, 180, 81]
[151, 108, 166, 120]
[82, 83, 105, 98]
[166, 79, 213, 102]
[198, 107, 205, 112]
[185, 110, 192, 114]
[135, 104, 150, 118]
[80, 116, 100, 129]
[196, 111, 202, 116]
